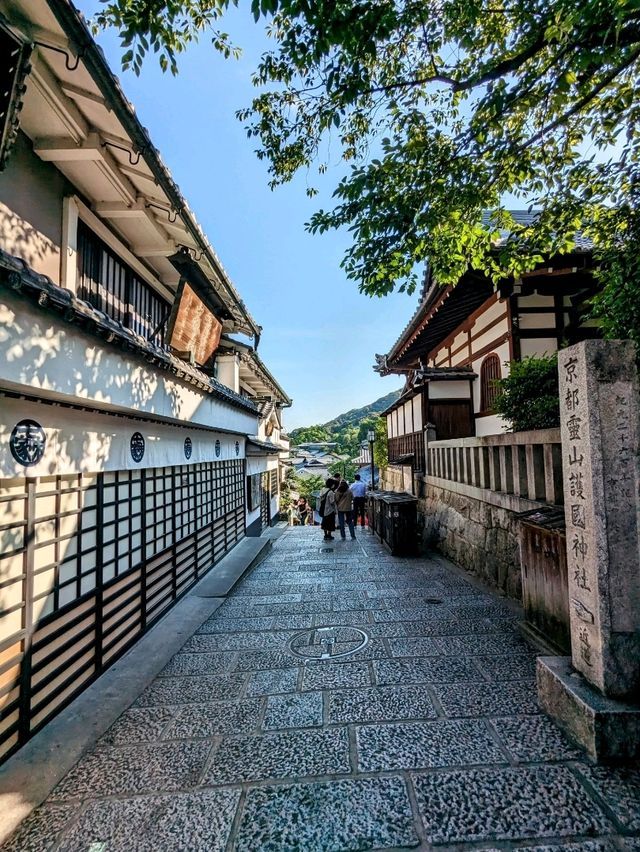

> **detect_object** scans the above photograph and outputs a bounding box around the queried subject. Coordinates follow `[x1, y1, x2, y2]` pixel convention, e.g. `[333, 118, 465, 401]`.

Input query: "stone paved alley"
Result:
[3, 527, 640, 851]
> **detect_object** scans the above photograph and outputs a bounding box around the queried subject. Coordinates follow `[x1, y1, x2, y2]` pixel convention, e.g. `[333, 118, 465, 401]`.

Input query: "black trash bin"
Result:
[368, 491, 418, 556]
[366, 491, 382, 537]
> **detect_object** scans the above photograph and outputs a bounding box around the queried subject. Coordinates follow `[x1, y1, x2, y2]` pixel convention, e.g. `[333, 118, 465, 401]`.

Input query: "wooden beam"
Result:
[133, 243, 177, 257]
[60, 82, 107, 109]
[94, 199, 147, 218]
[34, 132, 102, 162]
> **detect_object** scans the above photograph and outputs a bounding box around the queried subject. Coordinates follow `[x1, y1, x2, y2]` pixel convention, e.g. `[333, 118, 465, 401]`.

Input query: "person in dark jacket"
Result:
[335, 480, 356, 539]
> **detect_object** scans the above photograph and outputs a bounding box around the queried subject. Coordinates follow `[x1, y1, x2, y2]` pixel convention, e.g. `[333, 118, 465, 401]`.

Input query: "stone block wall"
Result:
[419, 483, 523, 601]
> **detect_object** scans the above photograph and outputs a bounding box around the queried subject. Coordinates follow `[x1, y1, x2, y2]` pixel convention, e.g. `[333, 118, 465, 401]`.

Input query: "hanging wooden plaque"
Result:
[166, 280, 222, 366]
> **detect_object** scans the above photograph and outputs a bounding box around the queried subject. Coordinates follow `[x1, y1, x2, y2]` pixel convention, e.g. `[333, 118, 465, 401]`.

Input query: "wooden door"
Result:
[429, 400, 474, 439]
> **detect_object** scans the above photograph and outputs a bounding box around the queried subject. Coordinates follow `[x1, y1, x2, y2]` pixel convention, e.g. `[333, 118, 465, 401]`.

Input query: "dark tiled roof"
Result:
[246, 437, 282, 454]
[0, 248, 258, 416]
[482, 209, 594, 251]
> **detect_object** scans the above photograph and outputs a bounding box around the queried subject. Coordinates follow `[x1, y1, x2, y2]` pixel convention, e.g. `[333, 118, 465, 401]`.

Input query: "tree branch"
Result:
[523, 45, 640, 150]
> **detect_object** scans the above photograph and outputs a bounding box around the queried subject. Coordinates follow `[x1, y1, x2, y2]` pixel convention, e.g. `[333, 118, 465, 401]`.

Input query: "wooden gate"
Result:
[429, 399, 474, 439]
[0, 459, 245, 761]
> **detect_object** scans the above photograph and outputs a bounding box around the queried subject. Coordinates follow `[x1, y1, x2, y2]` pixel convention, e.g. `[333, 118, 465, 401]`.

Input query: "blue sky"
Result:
[77, 3, 410, 429]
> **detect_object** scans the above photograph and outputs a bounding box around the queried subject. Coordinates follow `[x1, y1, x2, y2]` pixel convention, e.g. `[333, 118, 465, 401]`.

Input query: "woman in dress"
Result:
[319, 478, 337, 540]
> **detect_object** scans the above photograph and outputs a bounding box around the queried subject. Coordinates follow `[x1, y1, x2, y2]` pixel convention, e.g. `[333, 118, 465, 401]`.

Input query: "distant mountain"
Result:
[289, 389, 402, 450]
[322, 390, 402, 430]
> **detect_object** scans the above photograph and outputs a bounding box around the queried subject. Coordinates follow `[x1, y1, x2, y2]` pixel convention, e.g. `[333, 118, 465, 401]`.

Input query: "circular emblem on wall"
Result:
[10, 420, 46, 467]
[215, 439, 221, 458]
[184, 437, 193, 460]
[235, 440, 240, 456]
[130, 432, 145, 463]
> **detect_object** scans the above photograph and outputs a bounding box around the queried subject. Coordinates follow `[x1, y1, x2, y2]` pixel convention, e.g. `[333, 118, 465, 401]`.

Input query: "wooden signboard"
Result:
[166, 280, 222, 366]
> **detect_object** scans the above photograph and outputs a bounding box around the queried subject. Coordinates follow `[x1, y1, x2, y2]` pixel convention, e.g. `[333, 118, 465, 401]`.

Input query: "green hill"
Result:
[289, 389, 402, 455]
[322, 390, 403, 431]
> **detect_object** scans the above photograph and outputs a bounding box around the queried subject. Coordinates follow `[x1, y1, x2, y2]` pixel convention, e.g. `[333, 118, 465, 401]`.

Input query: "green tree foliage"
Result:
[329, 460, 359, 481]
[372, 416, 388, 470]
[493, 355, 560, 432]
[98, 1, 640, 341]
[279, 466, 296, 512]
[288, 424, 332, 445]
[293, 472, 325, 502]
[590, 203, 640, 354]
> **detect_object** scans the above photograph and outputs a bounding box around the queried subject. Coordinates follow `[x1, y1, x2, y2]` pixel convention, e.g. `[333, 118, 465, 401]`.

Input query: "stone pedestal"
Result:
[537, 657, 640, 762]
[537, 340, 640, 761]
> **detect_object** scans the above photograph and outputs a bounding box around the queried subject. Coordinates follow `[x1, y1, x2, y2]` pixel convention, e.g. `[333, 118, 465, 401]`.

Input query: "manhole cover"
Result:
[287, 626, 369, 661]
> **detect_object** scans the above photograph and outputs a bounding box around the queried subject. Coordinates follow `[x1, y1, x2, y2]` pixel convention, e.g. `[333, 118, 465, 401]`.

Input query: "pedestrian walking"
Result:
[318, 478, 337, 540]
[349, 473, 367, 528]
[296, 496, 309, 525]
[335, 480, 356, 539]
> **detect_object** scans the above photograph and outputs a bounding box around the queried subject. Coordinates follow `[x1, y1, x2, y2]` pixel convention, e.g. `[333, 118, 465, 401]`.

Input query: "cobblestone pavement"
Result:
[4, 527, 640, 851]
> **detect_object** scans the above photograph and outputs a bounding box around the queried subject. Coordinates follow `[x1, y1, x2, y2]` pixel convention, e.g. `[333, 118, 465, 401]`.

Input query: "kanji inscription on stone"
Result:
[559, 341, 640, 699]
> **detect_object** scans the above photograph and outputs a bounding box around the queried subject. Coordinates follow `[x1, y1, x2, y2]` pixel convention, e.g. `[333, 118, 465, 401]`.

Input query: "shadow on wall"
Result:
[0, 303, 188, 426]
[0, 205, 59, 283]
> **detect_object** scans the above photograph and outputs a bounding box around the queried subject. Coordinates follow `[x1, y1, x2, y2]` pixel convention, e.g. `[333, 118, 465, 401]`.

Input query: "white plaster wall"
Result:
[472, 298, 504, 332]
[246, 456, 278, 476]
[450, 330, 467, 356]
[471, 315, 510, 355]
[0, 133, 65, 283]
[216, 354, 240, 394]
[0, 292, 257, 436]
[475, 414, 507, 437]
[519, 313, 556, 330]
[518, 294, 555, 308]
[429, 381, 471, 400]
[520, 338, 558, 357]
[0, 396, 246, 478]
[404, 400, 413, 433]
[412, 395, 422, 431]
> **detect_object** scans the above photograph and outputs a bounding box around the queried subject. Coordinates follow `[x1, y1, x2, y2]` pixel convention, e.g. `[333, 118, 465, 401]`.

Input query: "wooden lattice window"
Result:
[77, 221, 169, 343]
[480, 354, 501, 413]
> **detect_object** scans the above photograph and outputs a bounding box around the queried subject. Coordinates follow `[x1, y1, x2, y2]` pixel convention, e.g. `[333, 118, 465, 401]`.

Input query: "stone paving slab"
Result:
[263, 691, 323, 730]
[374, 655, 481, 685]
[203, 727, 351, 784]
[3, 525, 639, 852]
[412, 765, 612, 843]
[134, 673, 245, 706]
[165, 698, 264, 738]
[50, 741, 211, 799]
[327, 684, 438, 724]
[433, 680, 541, 716]
[357, 719, 507, 771]
[234, 776, 419, 851]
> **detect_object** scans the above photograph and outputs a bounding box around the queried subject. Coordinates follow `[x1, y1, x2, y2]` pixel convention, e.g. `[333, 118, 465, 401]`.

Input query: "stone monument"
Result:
[537, 339, 640, 761]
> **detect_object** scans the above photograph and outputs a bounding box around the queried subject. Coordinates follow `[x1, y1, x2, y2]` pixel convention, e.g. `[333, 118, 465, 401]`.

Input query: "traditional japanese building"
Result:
[0, 0, 289, 759]
[376, 215, 597, 481]
[215, 335, 291, 534]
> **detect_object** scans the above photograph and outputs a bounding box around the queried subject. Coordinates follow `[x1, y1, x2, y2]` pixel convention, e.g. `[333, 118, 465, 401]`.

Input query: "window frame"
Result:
[479, 353, 502, 414]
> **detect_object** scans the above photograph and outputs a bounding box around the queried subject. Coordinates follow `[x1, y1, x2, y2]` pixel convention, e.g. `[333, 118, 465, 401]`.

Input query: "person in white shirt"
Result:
[349, 474, 367, 528]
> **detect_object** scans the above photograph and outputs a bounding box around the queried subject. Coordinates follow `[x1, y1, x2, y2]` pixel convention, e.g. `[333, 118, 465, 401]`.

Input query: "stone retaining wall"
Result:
[418, 482, 523, 600]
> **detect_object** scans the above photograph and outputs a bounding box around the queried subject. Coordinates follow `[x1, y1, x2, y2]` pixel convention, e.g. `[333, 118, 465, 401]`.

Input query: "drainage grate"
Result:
[287, 626, 369, 661]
